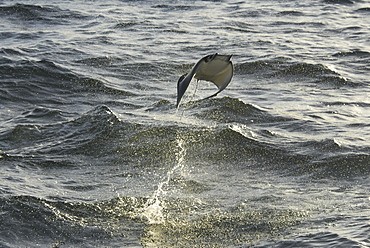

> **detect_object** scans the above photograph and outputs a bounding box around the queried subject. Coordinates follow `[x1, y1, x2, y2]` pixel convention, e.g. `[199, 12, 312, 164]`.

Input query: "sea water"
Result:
[1, 0, 370, 247]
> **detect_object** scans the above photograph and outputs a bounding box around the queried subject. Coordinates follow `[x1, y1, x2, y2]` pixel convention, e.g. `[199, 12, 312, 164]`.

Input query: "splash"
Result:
[141, 135, 186, 224]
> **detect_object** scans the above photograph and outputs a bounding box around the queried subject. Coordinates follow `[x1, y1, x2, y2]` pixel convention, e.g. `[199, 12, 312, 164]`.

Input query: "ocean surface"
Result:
[1, 0, 370, 247]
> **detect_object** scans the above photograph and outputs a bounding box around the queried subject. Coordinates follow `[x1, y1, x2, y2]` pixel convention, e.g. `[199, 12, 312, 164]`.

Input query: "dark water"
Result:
[1, 0, 370, 247]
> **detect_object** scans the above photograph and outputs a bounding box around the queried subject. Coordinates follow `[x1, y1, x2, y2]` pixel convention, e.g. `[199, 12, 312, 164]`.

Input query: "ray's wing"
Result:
[211, 58, 233, 91]
[195, 55, 233, 99]
[176, 57, 205, 108]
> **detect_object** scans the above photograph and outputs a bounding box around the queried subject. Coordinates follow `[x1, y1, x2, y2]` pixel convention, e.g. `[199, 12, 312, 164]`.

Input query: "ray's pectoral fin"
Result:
[177, 72, 194, 108]
[176, 57, 205, 108]
[202, 59, 234, 100]
[202, 90, 222, 100]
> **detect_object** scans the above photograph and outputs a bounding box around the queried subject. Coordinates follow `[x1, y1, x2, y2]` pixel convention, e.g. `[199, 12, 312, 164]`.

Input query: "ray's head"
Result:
[202, 53, 233, 64]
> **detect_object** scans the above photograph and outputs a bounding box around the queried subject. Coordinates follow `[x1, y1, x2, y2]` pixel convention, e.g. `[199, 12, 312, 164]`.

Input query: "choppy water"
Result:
[1, 0, 370, 247]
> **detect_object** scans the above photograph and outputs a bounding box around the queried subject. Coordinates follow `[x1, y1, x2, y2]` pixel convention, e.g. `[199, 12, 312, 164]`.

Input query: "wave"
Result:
[0, 195, 146, 247]
[1, 106, 124, 157]
[0, 3, 89, 24]
[3, 101, 367, 179]
[0, 4, 58, 20]
[323, 0, 355, 4]
[142, 200, 306, 247]
[2, 97, 368, 180]
[237, 60, 340, 78]
[259, 230, 369, 247]
[11, 107, 71, 126]
[152, 4, 196, 11]
[0, 102, 278, 167]
[322, 101, 370, 108]
[306, 153, 370, 179]
[0, 192, 310, 247]
[0, 48, 25, 57]
[0, 59, 135, 105]
[276, 10, 304, 16]
[274, 63, 336, 77]
[332, 50, 370, 58]
[356, 7, 370, 12]
[274, 62, 359, 86]
[75, 56, 128, 67]
[235, 59, 285, 76]
[187, 97, 294, 124]
[236, 59, 362, 86]
[0, 192, 310, 248]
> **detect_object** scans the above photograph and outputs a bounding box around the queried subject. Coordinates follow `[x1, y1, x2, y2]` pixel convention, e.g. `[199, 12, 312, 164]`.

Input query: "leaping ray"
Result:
[176, 53, 233, 108]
